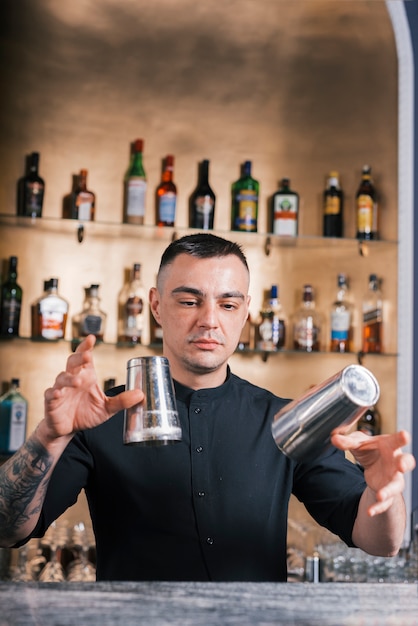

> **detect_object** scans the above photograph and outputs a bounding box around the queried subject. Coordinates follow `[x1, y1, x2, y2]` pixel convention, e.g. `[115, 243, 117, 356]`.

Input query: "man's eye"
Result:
[180, 300, 198, 306]
[222, 302, 238, 310]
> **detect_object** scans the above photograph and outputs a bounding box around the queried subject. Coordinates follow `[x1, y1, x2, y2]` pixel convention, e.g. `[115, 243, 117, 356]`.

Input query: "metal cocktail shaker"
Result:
[271, 364, 380, 462]
[124, 356, 182, 446]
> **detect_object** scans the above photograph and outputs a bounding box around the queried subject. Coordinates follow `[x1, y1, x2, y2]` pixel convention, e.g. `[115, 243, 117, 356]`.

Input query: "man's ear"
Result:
[149, 287, 162, 324]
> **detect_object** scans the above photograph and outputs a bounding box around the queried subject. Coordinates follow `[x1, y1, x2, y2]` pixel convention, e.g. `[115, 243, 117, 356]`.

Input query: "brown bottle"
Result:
[71, 169, 95, 221]
[356, 165, 378, 240]
[31, 278, 69, 340]
[156, 155, 177, 226]
[362, 274, 383, 354]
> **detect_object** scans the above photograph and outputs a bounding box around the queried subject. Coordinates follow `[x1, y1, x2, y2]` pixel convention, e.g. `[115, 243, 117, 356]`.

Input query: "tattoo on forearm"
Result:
[0, 438, 53, 543]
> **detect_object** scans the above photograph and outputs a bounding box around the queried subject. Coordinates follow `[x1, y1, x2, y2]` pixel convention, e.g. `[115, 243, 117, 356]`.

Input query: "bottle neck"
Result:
[162, 166, 174, 183]
[78, 172, 88, 191]
[199, 161, 210, 185]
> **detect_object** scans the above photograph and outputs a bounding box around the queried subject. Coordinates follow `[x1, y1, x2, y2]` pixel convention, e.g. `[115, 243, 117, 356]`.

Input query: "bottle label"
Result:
[41, 312, 65, 339]
[126, 178, 147, 217]
[76, 192, 94, 221]
[234, 190, 258, 231]
[24, 182, 44, 217]
[324, 196, 341, 216]
[273, 194, 298, 236]
[9, 401, 27, 451]
[363, 307, 382, 325]
[193, 195, 215, 229]
[294, 318, 320, 351]
[158, 192, 176, 223]
[124, 297, 144, 338]
[81, 315, 103, 336]
[357, 194, 374, 233]
[0, 299, 21, 334]
[195, 196, 214, 216]
[331, 310, 350, 340]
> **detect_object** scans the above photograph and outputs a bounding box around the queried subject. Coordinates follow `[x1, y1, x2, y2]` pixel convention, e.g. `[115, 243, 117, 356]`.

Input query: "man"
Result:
[0, 233, 415, 581]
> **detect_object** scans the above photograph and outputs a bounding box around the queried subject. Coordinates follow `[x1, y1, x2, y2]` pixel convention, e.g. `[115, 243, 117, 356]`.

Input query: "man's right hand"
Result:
[42, 334, 144, 441]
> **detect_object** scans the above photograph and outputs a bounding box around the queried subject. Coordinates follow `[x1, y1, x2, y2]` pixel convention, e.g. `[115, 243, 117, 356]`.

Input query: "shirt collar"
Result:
[173, 365, 232, 404]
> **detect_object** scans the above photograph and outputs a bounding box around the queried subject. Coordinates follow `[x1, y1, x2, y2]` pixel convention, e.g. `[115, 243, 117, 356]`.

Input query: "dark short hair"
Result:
[158, 233, 249, 275]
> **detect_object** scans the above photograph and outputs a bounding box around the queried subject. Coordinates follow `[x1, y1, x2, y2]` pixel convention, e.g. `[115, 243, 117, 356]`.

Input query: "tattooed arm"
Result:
[0, 335, 142, 547]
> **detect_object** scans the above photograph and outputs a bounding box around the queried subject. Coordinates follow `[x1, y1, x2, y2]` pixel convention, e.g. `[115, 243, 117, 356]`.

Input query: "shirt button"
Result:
[206, 537, 214, 545]
[194, 408, 201, 414]
[196, 446, 203, 453]
[198, 491, 205, 497]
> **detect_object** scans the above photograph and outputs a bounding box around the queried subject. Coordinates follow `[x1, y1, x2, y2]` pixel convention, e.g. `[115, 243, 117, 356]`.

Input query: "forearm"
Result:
[0, 421, 72, 547]
[351, 486, 406, 556]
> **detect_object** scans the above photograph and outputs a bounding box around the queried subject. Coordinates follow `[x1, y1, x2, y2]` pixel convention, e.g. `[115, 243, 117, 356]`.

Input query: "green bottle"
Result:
[0, 379, 28, 456]
[231, 160, 259, 232]
[123, 138, 147, 225]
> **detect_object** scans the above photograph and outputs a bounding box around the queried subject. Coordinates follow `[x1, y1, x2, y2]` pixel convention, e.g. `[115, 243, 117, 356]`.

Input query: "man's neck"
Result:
[169, 363, 229, 391]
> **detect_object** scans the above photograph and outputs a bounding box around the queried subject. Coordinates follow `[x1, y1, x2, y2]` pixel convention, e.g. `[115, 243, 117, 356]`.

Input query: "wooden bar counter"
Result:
[1, 581, 417, 625]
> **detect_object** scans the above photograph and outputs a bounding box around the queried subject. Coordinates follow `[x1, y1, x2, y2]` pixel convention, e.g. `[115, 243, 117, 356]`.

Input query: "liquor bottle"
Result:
[362, 273, 383, 353]
[323, 171, 343, 237]
[292, 284, 323, 352]
[72, 284, 107, 341]
[156, 155, 177, 227]
[31, 278, 69, 340]
[231, 160, 259, 232]
[189, 159, 216, 230]
[0, 379, 28, 456]
[71, 169, 95, 221]
[257, 285, 286, 351]
[357, 404, 381, 436]
[17, 152, 45, 218]
[271, 178, 299, 237]
[0, 256, 23, 338]
[123, 139, 147, 225]
[330, 273, 353, 353]
[117, 264, 146, 345]
[356, 165, 378, 240]
[104, 378, 116, 392]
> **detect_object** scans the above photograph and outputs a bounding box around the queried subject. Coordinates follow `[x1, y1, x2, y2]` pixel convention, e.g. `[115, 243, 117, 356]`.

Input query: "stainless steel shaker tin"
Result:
[271, 364, 380, 462]
[124, 356, 182, 446]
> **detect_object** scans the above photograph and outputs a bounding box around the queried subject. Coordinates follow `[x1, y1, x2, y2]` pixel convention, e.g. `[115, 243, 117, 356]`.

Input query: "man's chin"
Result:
[182, 355, 225, 375]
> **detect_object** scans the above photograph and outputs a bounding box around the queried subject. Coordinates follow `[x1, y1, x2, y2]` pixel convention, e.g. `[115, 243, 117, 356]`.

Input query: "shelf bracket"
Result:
[358, 240, 368, 257]
[77, 224, 85, 243]
[264, 236, 271, 256]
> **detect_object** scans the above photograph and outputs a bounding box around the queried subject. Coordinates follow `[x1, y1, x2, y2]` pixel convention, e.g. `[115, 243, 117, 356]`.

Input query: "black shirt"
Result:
[30, 370, 366, 581]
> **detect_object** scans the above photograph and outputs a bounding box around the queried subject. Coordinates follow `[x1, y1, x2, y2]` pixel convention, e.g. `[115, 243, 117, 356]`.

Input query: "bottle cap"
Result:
[11, 378, 19, 386]
[270, 285, 278, 299]
[337, 273, 347, 287]
[165, 155, 174, 167]
[133, 139, 143, 153]
[49, 278, 59, 288]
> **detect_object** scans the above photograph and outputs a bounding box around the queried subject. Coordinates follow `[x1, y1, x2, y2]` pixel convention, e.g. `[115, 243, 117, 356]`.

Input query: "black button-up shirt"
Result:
[30, 370, 366, 581]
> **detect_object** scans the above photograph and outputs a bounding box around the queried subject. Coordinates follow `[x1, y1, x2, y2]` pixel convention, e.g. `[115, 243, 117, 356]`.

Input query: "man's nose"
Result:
[197, 301, 219, 328]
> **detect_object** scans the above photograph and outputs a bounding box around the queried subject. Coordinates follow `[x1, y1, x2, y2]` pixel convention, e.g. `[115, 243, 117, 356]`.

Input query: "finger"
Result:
[75, 334, 97, 354]
[105, 389, 144, 415]
[331, 431, 370, 451]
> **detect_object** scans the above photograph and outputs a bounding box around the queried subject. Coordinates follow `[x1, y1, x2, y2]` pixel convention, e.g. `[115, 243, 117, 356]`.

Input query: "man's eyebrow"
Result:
[171, 286, 245, 300]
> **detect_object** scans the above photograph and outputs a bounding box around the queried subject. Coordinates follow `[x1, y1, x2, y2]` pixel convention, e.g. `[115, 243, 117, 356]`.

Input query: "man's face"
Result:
[149, 253, 250, 387]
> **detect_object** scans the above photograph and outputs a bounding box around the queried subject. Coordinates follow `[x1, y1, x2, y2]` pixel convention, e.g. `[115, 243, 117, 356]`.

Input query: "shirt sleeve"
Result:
[292, 446, 366, 546]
